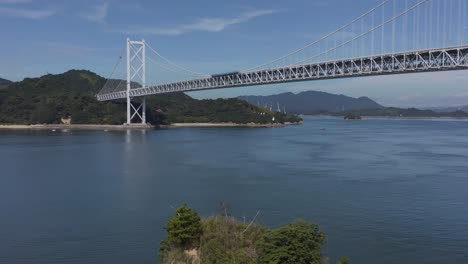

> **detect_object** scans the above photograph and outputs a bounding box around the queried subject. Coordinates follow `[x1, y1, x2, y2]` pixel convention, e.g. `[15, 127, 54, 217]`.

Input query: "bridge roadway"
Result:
[97, 46, 468, 101]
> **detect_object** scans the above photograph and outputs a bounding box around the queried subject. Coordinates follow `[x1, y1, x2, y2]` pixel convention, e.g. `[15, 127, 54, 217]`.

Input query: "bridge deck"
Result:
[97, 46, 468, 101]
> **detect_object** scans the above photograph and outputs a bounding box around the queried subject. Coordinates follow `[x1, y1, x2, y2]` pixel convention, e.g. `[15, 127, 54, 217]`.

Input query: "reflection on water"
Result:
[0, 117, 468, 264]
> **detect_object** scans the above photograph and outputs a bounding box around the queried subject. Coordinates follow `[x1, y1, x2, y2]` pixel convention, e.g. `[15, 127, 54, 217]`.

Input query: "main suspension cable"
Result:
[291, 0, 430, 66]
[145, 42, 209, 77]
[241, 0, 391, 72]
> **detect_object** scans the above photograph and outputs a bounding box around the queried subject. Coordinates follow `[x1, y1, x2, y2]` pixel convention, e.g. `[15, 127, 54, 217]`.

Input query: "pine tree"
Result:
[165, 204, 202, 248]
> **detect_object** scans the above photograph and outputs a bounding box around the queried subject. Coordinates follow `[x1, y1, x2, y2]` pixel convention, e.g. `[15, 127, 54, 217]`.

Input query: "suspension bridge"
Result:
[97, 0, 468, 124]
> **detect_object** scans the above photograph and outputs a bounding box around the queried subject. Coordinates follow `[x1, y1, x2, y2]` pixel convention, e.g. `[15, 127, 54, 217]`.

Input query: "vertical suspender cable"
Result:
[404, 0, 408, 51]
[417, 0, 420, 48]
[292, 0, 430, 66]
[443, 0, 447, 47]
[372, 11, 375, 55]
[449, 0, 453, 45]
[382, 3, 385, 54]
[421, 0, 424, 49]
[326, 38, 329, 61]
[437, 0, 441, 48]
[411, 0, 416, 50]
[146, 42, 208, 77]
[318, 41, 321, 63]
[334, 31, 337, 60]
[458, 0, 462, 46]
[242, 0, 392, 71]
[429, 0, 433, 49]
[392, 0, 396, 53]
[342, 28, 345, 59]
[424, 1, 428, 49]
[362, 17, 365, 57]
[461, 1, 467, 45]
[352, 22, 354, 57]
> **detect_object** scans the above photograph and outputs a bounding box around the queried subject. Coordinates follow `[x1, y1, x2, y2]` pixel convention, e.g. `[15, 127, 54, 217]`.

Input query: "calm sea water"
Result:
[1, 117, 467, 264]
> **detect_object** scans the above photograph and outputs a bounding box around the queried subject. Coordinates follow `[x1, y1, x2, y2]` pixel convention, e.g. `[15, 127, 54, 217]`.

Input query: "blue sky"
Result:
[1, 0, 468, 107]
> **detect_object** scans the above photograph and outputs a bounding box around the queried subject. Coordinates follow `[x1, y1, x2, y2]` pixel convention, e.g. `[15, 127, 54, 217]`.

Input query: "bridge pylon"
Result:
[126, 38, 146, 125]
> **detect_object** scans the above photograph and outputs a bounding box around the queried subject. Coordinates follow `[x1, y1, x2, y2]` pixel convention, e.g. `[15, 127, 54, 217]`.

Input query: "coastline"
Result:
[304, 115, 468, 120]
[0, 122, 303, 130]
[0, 124, 155, 130]
[160, 121, 303, 128]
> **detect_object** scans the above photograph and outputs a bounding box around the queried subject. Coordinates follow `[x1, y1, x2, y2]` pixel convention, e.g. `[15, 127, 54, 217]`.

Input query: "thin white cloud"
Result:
[0, 6, 55, 19]
[80, 1, 109, 24]
[118, 9, 277, 36]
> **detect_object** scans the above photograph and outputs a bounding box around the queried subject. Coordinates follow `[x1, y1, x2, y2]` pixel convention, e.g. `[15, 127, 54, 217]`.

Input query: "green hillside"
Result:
[0, 70, 301, 125]
[239, 91, 383, 114]
[0, 77, 12, 89]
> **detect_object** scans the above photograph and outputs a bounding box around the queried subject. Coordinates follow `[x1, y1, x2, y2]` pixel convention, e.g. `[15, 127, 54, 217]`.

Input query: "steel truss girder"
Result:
[97, 46, 468, 101]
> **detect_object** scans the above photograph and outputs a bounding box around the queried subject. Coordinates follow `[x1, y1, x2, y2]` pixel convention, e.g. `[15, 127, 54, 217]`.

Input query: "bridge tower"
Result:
[126, 38, 146, 125]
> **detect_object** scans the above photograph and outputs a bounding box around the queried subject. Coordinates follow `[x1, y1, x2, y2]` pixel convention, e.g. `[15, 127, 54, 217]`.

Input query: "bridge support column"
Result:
[126, 94, 131, 124]
[125, 38, 146, 125]
[126, 38, 131, 124]
[141, 97, 146, 124]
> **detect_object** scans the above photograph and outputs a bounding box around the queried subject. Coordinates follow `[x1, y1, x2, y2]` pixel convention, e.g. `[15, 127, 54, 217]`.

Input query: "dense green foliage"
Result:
[165, 204, 203, 248]
[257, 220, 326, 264]
[0, 77, 12, 89]
[0, 70, 125, 124]
[344, 113, 362, 120]
[200, 216, 266, 264]
[335, 107, 468, 118]
[336, 256, 350, 264]
[160, 204, 203, 263]
[159, 205, 331, 264]
[0, 70, 301, 125]
[147, 93, 302, 124]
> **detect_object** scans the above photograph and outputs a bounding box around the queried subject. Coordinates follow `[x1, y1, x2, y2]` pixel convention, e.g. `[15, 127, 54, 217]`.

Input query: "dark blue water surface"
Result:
[1, 117, 468, 264]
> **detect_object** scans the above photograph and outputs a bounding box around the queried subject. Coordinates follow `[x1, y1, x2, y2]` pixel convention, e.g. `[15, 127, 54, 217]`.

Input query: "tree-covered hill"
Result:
[159, 204, 338, 264]
[0, 70, 301, 125]
[239, 91, 384, 114]
[0, 77, 12, 89]
[239, 90, 468, 118]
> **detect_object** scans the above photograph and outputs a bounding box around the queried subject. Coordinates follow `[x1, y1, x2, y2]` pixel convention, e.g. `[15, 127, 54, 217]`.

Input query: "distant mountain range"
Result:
[0, 78, 12, 89]
[334, 108, 468, 118]
[239, 91, 384, 114]
[427, 105, 468, 113]
[239, 91, 468, 118]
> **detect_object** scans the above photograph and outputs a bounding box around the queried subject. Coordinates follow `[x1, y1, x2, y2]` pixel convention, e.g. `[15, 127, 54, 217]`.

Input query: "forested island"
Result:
[0, 70, 301, 126]
[159, 204, 349, 264]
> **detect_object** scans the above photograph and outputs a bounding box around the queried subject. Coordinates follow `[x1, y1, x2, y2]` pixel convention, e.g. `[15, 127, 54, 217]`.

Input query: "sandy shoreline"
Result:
[0, 122, 303, 130]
